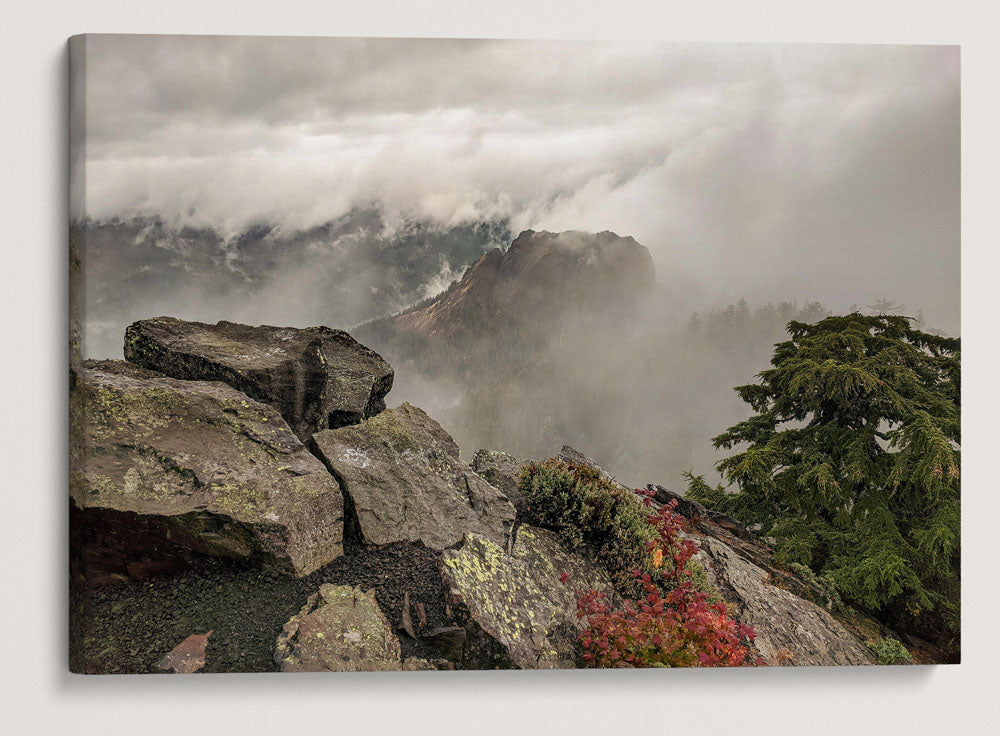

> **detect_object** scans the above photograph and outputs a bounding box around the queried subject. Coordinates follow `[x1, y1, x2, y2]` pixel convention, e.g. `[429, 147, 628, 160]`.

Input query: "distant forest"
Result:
[359, 294, 945, 488]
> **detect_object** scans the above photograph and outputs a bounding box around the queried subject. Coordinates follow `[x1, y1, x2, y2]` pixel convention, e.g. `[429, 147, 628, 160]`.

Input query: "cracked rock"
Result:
[440, 525, 615, 669]
[311, 403, 515, 550]
[124, 317, 394, 441]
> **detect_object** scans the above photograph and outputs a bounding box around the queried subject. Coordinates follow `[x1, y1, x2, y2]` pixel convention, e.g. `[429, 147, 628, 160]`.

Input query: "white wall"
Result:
[2, 1, 997, 734]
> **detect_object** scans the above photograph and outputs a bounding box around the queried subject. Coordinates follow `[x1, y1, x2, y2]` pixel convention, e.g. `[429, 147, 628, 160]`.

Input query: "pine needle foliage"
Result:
[693, 313, 960, 643]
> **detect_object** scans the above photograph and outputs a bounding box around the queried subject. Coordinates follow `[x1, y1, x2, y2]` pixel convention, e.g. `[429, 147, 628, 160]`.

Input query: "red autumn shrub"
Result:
[573, 494, 761, 667]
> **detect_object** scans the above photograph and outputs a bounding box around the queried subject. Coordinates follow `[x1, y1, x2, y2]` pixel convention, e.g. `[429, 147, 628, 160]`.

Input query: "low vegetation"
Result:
[869, 636, 914, 665]
[520, 460, 757, 667]
[573, 496, 759, 668]
[519, 460, 658, 596]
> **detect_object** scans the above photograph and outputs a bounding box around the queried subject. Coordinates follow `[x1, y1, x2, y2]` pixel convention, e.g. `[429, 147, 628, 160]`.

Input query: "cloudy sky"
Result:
[72, 36, 960, 332]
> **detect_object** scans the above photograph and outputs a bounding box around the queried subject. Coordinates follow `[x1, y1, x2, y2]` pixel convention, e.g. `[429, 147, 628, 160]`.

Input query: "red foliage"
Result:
[571, 494, 761, 667]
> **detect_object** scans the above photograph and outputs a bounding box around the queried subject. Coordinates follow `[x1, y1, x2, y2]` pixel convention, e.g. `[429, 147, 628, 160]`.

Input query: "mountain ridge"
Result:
[393, 229, 655, 339]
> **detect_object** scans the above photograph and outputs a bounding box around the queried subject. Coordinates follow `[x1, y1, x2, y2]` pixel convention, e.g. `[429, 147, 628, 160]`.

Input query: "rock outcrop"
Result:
[478, 443, 873, 666]
[694, 538, 872, 666]
[440, 525, 615, 669]
[394, 230, 655, 339]
[70, 360, 344, 577]
[275, 584, 401, 672]
[470, 449, 528, 516]
[69, 316, 906, 672]
[311, 403, 515, 550]
[124, 317, 394, 441]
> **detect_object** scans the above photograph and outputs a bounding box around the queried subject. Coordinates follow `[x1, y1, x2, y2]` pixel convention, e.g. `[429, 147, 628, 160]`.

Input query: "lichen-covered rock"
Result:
[695, 537, 872, 666]
[275, 584, 401, 672]
[311, 403, 515, 550]
[440, 525, 615, 669]
[124, 317, 394, 441]
[70, 361, 344, 577]
[470, 449, 528, 515]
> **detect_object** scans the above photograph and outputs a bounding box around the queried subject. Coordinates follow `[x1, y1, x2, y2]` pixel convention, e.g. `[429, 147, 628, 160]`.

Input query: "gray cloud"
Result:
[73, 36, 959, 332]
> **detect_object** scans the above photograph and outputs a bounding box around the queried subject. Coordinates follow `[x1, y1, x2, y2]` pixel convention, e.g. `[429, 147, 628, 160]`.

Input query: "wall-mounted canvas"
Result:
[68, 35, 960, 673]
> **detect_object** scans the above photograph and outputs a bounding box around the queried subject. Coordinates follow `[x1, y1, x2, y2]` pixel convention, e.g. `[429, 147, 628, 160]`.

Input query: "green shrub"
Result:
[519, 459, 660, 596]
[787, 562, 844, 612]
[869, 636, 913, 665]
[682, 471, 737, 516]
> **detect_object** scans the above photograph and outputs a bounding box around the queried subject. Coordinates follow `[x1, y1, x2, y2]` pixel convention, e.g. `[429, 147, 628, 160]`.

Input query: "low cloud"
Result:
[74, 37, 960, 333]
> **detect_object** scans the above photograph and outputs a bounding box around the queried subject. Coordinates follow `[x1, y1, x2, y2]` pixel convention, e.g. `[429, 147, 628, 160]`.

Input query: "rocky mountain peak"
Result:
[394, 229, 655, 339]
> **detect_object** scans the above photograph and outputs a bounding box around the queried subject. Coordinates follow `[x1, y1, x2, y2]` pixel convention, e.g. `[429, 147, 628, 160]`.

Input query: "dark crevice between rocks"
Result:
[306, 436, 365, 554]
[327, 409, 360, 430]
[301, 438, 466, 665]
[506, 519, 521, 554]
[285, 342, 329, 441]
[363, 372, 394, 418]
[460, 475, 482, 514]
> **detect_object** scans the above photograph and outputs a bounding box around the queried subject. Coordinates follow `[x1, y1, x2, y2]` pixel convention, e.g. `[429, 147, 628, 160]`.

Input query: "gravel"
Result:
[70, 543, 453, 674]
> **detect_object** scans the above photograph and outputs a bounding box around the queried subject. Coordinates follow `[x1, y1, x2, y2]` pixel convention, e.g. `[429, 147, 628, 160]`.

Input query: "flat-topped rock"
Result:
[124, 317, 394, 441]
[311, 403, 516, 550]
[70, 361, 344, 577]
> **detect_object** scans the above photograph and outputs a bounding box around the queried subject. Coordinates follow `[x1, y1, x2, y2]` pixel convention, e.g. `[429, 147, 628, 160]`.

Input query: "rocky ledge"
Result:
[70, 316, 912, 673]
[125, 317, 394, 441]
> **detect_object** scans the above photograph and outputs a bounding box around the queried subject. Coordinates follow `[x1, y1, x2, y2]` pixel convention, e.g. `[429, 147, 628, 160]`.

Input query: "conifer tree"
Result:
[687, 313, 960, 644]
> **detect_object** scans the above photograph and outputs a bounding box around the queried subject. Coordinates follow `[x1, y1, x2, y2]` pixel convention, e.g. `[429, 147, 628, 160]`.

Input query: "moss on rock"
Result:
[274, 584, 402, 671]
[71, 360, 344, 576]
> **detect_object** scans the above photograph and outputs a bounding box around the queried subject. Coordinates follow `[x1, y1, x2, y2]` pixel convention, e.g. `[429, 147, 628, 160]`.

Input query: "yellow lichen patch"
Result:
[211, 482, 270, 518]
[336, 409, 415, 452]
[276, 584, 401, 672]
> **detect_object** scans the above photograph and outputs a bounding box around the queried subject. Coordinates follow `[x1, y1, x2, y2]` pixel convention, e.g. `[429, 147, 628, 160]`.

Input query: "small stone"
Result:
[158, 630, 213, 674]
[274, 584, 402, 672]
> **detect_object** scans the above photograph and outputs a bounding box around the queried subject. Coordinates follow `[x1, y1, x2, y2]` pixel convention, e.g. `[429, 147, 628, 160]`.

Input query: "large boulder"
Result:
[311, 403, 515, 550]
[70, 360, 344, 577]
[694, 536, 872, 666]
[275, 584, 402, 672]
[124, 317, 394, 441]
[440, 525, 615, 669]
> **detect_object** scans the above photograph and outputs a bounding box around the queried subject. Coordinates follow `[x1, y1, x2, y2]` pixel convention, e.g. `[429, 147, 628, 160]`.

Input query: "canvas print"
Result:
[68, 35, 960, 673]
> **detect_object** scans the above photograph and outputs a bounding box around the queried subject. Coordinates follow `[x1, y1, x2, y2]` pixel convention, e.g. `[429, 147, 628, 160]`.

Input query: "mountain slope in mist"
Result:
[356, 230, 844, 489]
[73, 210, 511, 358]
[394, 229, 655, 339]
